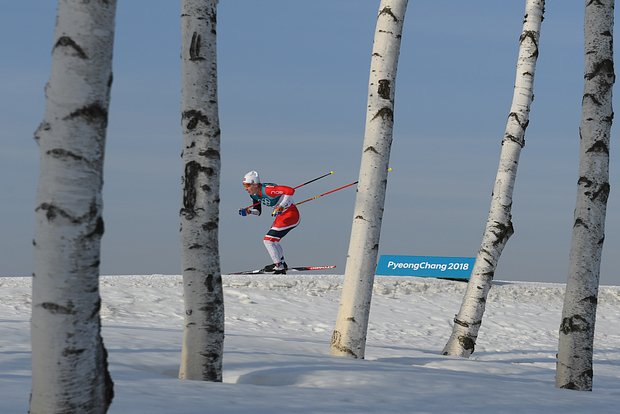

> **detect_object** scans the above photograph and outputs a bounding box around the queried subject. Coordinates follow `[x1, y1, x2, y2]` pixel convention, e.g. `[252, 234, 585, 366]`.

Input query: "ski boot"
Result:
[262, 263, 276, 273]
[273, 261, 288, 275]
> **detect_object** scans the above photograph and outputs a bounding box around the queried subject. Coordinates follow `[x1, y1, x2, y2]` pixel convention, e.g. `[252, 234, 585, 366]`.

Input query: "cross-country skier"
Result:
[239, 171, 300, 274]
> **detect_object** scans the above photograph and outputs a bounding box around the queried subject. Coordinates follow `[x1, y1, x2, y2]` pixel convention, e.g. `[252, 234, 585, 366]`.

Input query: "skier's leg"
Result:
[262, 237, 288, 274]
[262, 207, 300, 273]
[263, 237, 283, 265]
[274, 243, 285, 268]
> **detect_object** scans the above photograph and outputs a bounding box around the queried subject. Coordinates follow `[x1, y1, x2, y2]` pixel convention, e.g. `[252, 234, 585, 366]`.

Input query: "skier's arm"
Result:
[266, 186, 295, 211]
[239, 198, 261, 216]
[249, 200, 261, 216]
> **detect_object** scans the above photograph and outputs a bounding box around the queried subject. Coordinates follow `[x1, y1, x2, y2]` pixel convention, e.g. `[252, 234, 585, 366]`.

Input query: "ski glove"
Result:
[239, 208, 248, 217]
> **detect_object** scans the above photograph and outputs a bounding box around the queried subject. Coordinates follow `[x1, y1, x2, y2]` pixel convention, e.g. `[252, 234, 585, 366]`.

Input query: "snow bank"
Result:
[2, 274, 619, 414]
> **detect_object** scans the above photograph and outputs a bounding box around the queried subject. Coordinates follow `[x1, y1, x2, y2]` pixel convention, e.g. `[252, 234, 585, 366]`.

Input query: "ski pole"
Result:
[295, 168, 392, 207]
[293, 170, 334, 190]
[242, 171, 335, 210]
[296, 180, 358, 206]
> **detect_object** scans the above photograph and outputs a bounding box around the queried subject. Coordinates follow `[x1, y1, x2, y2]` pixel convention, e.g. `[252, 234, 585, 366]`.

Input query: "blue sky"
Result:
[1, 1, 619, 284]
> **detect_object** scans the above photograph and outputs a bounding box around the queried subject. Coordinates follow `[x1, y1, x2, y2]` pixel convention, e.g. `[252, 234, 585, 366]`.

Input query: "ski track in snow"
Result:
[2, 274, 620, 413]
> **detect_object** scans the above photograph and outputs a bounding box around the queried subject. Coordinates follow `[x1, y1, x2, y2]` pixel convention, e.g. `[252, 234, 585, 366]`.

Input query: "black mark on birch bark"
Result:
[378, 79, 391, 99]
[199, 148, 220, 158]
[64, 103, 108, 127]
[490, 221, 514, 246]
[371, 107, 394, 122]
[591, 182, 610, 202]
[182, 161, 200, 220]
[205, 274, 214, 292]
[189, 32, 204, 61]
[504, 134, 525, 148]
[585, 59, 614, 83]
[582, 295, 598, 305]
[508, 111, 530, 130]
[54, 36, 88, 59]
[519, 30, 539, 58]
[41, 302, 76, 314]
[578, 176, 593, 188]
[202, 221, 218, 231]
[586, 1, 606, 9]
[34, 122, 51, 142]
[574, 218, 589, 229]
[454, 318, 469, 328]
[62, 347, 86, 357]
[36, 203, 93, 224]
[459, 335, 475, 352]
[481, 271, 495, 280]
[560, 315, 589, 334]
[86, 217, 105, 239]
[207, 8, 217, 35]
[379, 7, 398, 22]
[181, 161, 215, 219]
[583, 93, 602, 106]
[46, 148, 85, 162]
[330, 330, 359, 358]
[586, 140, 609, 154]
[183, 110, 210, 130]
[579, 176, 610, 202]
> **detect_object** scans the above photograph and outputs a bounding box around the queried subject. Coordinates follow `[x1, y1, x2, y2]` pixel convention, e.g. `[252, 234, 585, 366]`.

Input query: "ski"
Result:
[227, 265, 336, 275]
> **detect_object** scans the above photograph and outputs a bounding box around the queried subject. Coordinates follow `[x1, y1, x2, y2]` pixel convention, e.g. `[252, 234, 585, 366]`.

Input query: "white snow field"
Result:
[1, 274, 619, 413]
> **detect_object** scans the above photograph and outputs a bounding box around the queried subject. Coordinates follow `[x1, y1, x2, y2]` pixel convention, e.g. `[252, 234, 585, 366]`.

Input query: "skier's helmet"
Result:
[243, 170, 260, 185]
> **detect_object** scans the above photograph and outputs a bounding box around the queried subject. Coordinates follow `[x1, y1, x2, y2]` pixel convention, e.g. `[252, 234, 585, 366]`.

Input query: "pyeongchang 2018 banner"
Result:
[376, 255, 475, 280]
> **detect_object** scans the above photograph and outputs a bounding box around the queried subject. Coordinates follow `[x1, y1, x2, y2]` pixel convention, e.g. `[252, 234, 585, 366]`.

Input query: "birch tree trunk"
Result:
[330, 0, 408, 359]
[30, 1, 116, 412]
[442, 0, 545, 358]
[556, 0, 614, 392]
[178, 0, 225, 382]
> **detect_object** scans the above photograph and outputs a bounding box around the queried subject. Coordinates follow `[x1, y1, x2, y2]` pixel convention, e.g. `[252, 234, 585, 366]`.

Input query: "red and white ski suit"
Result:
[248, 184, 300, 265]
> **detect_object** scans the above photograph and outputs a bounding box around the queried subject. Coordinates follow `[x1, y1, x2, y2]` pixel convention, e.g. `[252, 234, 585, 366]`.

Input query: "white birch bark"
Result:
[330, 0, 408, 359]
[178, 0, 225, 381]
[442, 0, 545, 358]
[556, 0, 614, 391]
[30, 1, 116, 412]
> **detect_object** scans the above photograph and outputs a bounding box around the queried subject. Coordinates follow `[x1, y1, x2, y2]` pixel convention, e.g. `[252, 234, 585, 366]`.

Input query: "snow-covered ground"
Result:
[2, 274, 619, 413]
